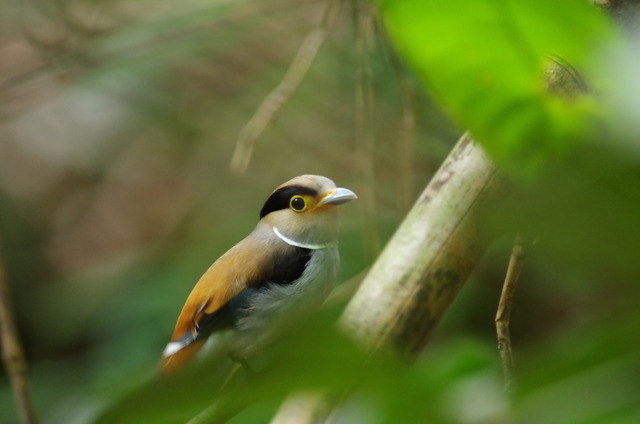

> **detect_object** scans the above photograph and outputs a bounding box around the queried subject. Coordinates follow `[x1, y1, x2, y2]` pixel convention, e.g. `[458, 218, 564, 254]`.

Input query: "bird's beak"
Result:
[320, 187, 358, 206]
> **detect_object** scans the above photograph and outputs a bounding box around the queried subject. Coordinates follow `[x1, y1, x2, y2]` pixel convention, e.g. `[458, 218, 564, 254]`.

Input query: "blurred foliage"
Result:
[380, 0, 612, 177]
[1, 0, 640, 423]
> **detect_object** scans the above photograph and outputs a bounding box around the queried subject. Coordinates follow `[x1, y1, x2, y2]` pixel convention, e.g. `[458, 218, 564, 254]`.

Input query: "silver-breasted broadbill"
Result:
[161, 175, 357, 374]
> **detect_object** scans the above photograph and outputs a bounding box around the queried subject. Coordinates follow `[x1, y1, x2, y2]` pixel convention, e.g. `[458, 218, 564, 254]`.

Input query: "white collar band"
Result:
[273, 227, 335, 250]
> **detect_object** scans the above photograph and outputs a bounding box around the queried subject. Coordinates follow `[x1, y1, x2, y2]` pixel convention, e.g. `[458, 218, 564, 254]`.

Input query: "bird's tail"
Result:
[159, 339, 204, 376]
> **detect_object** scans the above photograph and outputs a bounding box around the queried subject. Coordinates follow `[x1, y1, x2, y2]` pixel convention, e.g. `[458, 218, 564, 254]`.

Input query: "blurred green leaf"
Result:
[379, 0, 615, 176]
[483, 144, 640, 279]
[515, 310, 640, 424]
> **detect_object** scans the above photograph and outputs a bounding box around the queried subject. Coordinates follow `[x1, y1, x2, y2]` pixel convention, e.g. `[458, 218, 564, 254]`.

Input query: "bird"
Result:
[161, 175, 357, 374]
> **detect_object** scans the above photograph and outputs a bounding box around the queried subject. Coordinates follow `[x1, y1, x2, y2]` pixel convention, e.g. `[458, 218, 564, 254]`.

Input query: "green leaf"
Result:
[379, 0, 614, 177]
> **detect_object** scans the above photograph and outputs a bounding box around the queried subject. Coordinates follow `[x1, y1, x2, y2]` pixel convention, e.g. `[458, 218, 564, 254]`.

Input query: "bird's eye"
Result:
[289, 195, 307, 212]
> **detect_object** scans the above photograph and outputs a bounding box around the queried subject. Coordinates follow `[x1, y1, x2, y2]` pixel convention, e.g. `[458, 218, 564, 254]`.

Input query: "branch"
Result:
[0, 234, 38, 424]
[495, 234, 525, 392]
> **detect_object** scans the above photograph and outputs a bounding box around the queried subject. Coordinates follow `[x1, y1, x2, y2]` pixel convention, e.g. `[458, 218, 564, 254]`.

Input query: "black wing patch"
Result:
[193, 246, 311, 337]
[265, 246, 311, 286]
[194, 287, 257, 336]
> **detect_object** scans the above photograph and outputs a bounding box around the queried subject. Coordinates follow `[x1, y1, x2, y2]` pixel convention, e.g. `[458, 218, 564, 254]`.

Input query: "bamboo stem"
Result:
[341, 133, 500, 354]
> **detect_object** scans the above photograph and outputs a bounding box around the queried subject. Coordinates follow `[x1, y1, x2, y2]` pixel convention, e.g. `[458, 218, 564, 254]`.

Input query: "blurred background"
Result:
[1, 0, 640, 423]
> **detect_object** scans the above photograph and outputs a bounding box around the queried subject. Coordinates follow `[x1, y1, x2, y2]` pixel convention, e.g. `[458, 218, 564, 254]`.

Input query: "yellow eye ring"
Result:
[289, 195, 307, 212]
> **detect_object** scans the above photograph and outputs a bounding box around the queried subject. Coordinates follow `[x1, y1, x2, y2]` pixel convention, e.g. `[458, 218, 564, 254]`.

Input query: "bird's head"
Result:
[258, 175, 357, 248]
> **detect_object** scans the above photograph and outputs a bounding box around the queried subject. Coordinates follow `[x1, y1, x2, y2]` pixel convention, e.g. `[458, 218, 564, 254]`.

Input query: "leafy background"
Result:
[1, 0, 640, 423]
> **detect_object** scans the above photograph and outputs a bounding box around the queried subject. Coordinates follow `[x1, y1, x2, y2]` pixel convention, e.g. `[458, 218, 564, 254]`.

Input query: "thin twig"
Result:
[495, 234, 525, 393]
[354, 0, 381, 260]
[229, 0, 340, 174]
[0, 234, 38, 424]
